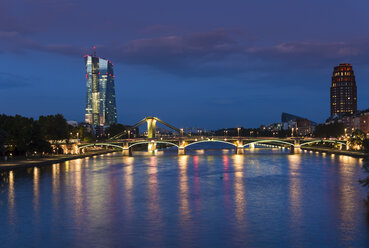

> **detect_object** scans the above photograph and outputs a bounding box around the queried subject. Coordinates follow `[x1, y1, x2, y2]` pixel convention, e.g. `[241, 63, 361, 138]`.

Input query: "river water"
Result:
[1, 146, 369, 248]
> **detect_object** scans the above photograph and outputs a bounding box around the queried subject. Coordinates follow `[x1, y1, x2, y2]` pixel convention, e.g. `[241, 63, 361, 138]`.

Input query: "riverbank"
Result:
[302, 146, 368, 158]
[0, 149, 119, 171]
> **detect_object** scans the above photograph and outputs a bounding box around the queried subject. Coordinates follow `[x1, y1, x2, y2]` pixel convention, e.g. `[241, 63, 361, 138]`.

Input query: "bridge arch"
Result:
[300, 140, 346, 146]
[128, 141, 179, 149]
[244, 140, 295, 147]
[184, 140, 237, 148]
[78, 143, 124, 150]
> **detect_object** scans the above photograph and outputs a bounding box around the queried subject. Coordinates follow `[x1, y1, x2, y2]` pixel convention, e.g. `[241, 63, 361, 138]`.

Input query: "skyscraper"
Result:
[330, 63, 357, 117]
[84, 54, 117, 127]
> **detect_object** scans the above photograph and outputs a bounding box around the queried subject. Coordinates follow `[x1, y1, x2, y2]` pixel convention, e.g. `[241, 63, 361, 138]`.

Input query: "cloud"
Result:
[247, 39, 369, 65]
[111, 29, 242, 63]
[2, 21, 369, 79]
[0, 72, 30, 89]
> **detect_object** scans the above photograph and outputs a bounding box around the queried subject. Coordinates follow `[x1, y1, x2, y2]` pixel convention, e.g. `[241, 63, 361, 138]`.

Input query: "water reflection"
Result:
[52, 163, 60, 212]
[178, 155, 193, 247]
[222, 155, 232, 216]
[146, 156, 163, 246]
[337, 155, 359, 242]
[33, 167, 40, 214]
[288, 155, 303, 246]
[193, 156, 201, 211]
[73, 159, 83, 227]
[288, 155, 302, 218]
[123, 157, 134, 216]
[232, 155, 246, 224]
[1, 151, 368, 247]
[178, 155, 190, 219]
[8, 171, 15, 225]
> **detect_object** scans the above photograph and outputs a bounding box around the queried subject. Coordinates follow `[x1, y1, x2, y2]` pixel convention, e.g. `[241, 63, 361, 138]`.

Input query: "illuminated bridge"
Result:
[78, 117, 347, 156]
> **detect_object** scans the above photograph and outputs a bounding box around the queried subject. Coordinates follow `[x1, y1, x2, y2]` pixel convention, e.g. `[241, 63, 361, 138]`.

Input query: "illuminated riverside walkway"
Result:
[78, 117, 347, 156]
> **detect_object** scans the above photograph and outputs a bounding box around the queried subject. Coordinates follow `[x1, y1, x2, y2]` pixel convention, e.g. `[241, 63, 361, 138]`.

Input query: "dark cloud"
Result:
[2, 23, 369, 79]
[112, 29, 242, 63]
[0, 72, 30, 89]
[247, 39, 369, 66]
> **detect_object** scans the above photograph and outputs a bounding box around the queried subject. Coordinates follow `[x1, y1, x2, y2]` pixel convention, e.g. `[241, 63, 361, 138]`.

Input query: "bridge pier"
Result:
[234, 140, 244, 155]
[290, 140, 302, 154]
[148, 142, 157, 155]
[178, 147, 186, 155]
[178, 140, 187, 155]
[236, 147, 244, 154]
[290, 145, 302, 154]
[122, 143, 132, 156]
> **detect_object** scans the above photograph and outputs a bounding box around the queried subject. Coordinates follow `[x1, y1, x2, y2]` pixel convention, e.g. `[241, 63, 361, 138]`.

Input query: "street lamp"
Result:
[180, 128, 184, 137]
[237, 127, 241, 137]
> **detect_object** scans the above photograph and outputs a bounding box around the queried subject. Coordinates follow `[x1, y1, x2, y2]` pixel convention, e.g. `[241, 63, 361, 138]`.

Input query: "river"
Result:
[1, 146, 369, 248]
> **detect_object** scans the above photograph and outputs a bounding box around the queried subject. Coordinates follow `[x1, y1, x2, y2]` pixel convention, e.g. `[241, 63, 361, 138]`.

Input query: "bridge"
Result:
[78, 116, 347, 156]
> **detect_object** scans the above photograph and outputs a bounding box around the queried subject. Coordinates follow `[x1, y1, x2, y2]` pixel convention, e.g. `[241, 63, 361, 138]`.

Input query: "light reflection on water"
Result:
[1, 148, 369, 248]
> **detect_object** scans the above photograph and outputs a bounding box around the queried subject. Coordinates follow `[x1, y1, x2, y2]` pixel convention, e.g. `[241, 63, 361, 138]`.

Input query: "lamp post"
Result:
[237, 127, 241, 137]
[180, 128, 184, 137]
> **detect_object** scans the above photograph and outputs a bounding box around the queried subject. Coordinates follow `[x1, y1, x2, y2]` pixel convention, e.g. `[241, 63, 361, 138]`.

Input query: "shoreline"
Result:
[0, 146, 367, 172]
[0, 149, 119, 172]
[302, 146, 368, 158]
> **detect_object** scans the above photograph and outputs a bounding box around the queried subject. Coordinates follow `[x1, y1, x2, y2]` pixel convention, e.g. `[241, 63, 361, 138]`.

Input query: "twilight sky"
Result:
[1, 0, 369, 129]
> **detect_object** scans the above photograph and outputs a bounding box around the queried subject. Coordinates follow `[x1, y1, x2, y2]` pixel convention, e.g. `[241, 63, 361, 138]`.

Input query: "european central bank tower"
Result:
[85, 54, 117, 127]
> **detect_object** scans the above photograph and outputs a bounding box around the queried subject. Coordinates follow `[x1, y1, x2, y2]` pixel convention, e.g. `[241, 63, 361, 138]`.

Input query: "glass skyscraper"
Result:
[85, 55, 117, 127]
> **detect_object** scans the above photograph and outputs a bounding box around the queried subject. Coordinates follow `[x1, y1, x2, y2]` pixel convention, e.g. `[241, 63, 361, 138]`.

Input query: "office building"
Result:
[84, 54, 117, 127]
[330, 63, 357, 116]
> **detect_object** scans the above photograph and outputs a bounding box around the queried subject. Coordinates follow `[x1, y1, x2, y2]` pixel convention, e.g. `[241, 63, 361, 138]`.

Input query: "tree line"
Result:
[0, 114, 93, 157]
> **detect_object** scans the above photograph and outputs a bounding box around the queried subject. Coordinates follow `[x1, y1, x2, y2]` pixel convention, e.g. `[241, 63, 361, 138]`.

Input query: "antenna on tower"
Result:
[93, 46, 97, 57]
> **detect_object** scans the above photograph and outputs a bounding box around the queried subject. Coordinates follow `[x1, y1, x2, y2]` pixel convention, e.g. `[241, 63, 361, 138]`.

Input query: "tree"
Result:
[0, 128, 7, 156]
[0, 114, 50, 156]
[363, 139, 369, 153]
[105, 124, 129, 138]
[349, 129, 366, 150]
[314, 122, 344, 138]
[69, 124, 95, 142]
[38, 114, 69, 142]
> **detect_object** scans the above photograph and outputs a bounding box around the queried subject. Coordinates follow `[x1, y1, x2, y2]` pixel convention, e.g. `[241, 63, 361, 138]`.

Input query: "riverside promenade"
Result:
[0, 149, 118, 171]
[302, 146, 368, 158]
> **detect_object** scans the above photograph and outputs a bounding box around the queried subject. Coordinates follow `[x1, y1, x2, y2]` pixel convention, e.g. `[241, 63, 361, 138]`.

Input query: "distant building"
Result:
[67, 120, 78, 127]
[260, 112, 316, 136]
[328, 109, 369, 136]
[281, 112, 304, 123]
[84, 54, 117, 128]
[330, 63, 357, 117]
[296, 118, 312, 136]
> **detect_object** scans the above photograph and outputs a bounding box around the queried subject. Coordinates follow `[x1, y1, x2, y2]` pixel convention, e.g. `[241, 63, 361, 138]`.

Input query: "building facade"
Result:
[296, 118, 312, 136]
[330, 63, 357, 117]
[84, 55, 117, 127]
[341, 111, 369, 136]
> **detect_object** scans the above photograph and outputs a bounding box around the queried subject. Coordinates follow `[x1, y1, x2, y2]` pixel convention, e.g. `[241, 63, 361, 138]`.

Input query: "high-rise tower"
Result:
[330, 63, 357, 116]
[84, 54, 117, 127]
